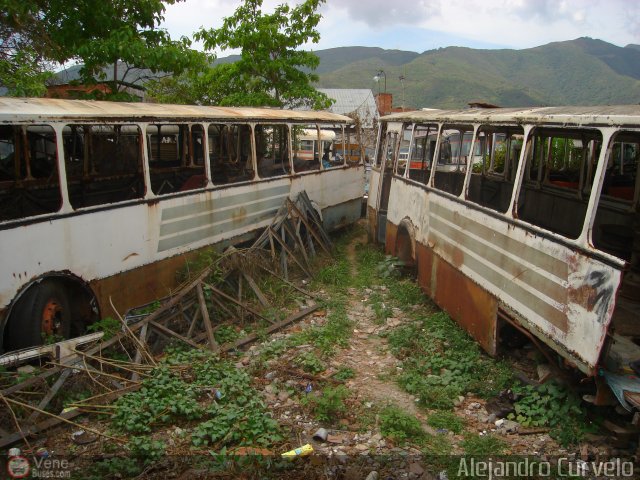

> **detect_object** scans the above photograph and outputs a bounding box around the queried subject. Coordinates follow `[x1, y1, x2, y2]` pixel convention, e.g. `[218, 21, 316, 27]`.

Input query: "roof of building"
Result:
[317, 88, 379, 128]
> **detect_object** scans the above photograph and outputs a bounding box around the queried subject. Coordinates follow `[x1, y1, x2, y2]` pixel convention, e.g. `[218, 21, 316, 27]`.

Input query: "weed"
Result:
[379, 406, 424, 444]
[369, 291, 392, 324]
[426, 410, 464, 434]
[376, 255, 404, 279]
[315, 258, 351, 287]
[86, 457, 142, 479]
[387, 280, 425, 309]
[510, 381, 593, 446]
[214, 325, 242, 345]
[386, 312, 513, 409]
[460, 433, 507, 456]
[128, 436, 165, 464]
[86, 316, 120, 340]
[333, 367, 355, 381]
[303, 385, 349, 423]
[296, 300, 353, 356]
[295, 351, 326, 374]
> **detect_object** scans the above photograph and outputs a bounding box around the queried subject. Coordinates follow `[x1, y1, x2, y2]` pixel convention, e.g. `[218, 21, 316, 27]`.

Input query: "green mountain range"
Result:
[312, 37, 640, 109]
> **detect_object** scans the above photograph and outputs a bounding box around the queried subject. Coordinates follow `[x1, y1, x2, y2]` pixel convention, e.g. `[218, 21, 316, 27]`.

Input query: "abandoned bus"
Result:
[0, 98, 363, 352]
[368, 106, 640, 407]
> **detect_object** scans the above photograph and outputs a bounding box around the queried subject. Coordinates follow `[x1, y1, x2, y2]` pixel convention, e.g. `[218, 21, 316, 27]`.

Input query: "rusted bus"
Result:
[0, 98, 364, 353]
[369, 105, 640, 385]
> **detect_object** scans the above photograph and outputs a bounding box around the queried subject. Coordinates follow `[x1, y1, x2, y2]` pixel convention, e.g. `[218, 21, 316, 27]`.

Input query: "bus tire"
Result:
[4, 281, 72, 350]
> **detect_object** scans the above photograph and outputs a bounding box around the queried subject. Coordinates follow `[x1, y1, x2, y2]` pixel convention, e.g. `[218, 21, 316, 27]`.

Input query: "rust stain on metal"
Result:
[232, 206, 248, 225]
[433, 250, 498, 356]
[385, 222, 398, 257]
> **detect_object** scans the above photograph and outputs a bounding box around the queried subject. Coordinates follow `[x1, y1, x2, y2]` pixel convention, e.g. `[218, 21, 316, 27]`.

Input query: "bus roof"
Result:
[381, 105, 640, 128]
[0, 97, 353, 124]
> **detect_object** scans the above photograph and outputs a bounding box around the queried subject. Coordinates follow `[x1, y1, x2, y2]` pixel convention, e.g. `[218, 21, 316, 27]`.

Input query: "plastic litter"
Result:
[281, 443, 313, 458]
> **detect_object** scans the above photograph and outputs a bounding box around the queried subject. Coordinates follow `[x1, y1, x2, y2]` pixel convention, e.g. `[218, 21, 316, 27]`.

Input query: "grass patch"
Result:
[385, 312, 513, 409]
[295, 351, 326, 374]
[426, 410, 464, 434]
[460, 433, 508, 456]
[303, 385, 349, 423]
[333, 367, 355, 381]
[379, 405, 425, 444]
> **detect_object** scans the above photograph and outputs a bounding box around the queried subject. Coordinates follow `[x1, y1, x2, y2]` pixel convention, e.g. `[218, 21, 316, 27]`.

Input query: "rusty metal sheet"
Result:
[381, 105, 640, 129]
[0, 98, 353, 124]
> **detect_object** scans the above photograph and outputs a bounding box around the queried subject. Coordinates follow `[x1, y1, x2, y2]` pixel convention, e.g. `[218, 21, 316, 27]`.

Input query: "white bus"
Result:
[0, 98, 363, 352]
[368, 106, 640, 406]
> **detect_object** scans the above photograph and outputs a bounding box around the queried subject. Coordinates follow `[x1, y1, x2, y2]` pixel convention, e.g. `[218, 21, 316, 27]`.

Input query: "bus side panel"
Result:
[384, 180, 498, 355]
[386, 179, 622, 374]
[292, 165, 364, 231]
[367, 168, 381, 242]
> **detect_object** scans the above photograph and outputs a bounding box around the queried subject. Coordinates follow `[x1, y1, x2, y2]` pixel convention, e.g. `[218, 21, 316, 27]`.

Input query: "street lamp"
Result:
[399, 75, 405, 110]
[373, 70, 386, 94]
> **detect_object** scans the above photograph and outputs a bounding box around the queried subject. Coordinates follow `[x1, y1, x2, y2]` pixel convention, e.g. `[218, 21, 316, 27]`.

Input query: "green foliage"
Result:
[315, 258, 351, 287]
[295, 351, 326, 374]
[388, 280, 425, 309]
[333, 367, 355, 381]
[303, 385, 349, 423]
[1, 0, 209, 97]
[386, 312, 513, 408]
[192, 0, 332, 109]
[376, 255, 404, 279]
[369, 291, 392, 324]
[191, 398, 281, 448]
[379, 406, 424, 444]
[86, 457, 142, 479]
[354, 244, 386, 288]
[296, 300, 353, 355]
[510, 382, 591, 446]
[214, 325, 242, 345]
[111, 367, 204, 434]
[460, 433, 507, 456]
[86, 317, 120, 340]
[128, 436, 166, 464]
[426, 410, 464, 434]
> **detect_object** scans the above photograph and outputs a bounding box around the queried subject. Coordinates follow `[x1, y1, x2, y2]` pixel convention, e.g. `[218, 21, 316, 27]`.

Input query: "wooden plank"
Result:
[222, 305, 319, 351]
[131, 322, 149, 382]
[26, 368, 72, 423]
[287, 198, 331, 255]
[196, 284, 219, 352]
[203, 282, 275, 325]
[270, 227, 311, 277]
[149, 320, 201, 349]
[242, 273, 271, 308]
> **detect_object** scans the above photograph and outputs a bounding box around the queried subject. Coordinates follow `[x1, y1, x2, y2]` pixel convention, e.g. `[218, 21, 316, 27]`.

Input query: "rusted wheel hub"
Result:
[41, 299, 63, 336]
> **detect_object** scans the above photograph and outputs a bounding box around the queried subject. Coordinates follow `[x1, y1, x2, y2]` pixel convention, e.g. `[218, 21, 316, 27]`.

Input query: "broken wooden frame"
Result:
[0, 191, 332, 448]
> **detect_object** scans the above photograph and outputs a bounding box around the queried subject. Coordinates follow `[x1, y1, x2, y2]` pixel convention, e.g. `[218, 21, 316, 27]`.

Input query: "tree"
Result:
[0, 0, 209, 98]
[180, 0, 331, 109]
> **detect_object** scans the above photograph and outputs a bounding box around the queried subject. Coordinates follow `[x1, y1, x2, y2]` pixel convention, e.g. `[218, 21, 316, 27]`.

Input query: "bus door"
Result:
[375, 123, 402, 243]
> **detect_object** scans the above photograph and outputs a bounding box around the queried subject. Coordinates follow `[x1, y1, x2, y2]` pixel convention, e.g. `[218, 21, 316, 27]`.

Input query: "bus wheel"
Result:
[4, 281, 72, 350]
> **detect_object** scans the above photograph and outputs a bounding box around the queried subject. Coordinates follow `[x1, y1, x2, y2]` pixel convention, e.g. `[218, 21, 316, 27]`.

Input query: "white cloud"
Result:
[323, 0, 441, 28]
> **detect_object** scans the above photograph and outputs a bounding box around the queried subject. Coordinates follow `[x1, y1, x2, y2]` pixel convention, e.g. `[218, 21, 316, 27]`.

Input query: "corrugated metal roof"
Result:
[0, 97, 353, 123]
[382, 105, 640, 127]
[317, 88, 379, 128]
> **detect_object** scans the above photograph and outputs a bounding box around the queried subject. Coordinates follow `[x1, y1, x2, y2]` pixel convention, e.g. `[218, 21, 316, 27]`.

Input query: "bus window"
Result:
[592, 131, 640, 260]
[407, 124, 437, 184]
[293, 126, 336, 173]
[467, 126, 523, 213]
[208, 124, 254, 185]
[147, 124, 206, 195]
[0, 125, 61, 221]
[64, 125, 145, 209]
[433, 126, 474, 196]
[256, 124, 290, 178]
[396, 124, 412, 176]
[518, 128, 601, 239]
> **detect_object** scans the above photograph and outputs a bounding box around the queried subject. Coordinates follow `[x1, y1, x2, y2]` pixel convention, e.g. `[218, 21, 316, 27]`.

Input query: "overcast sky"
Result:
[161, 0, 640, 54]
